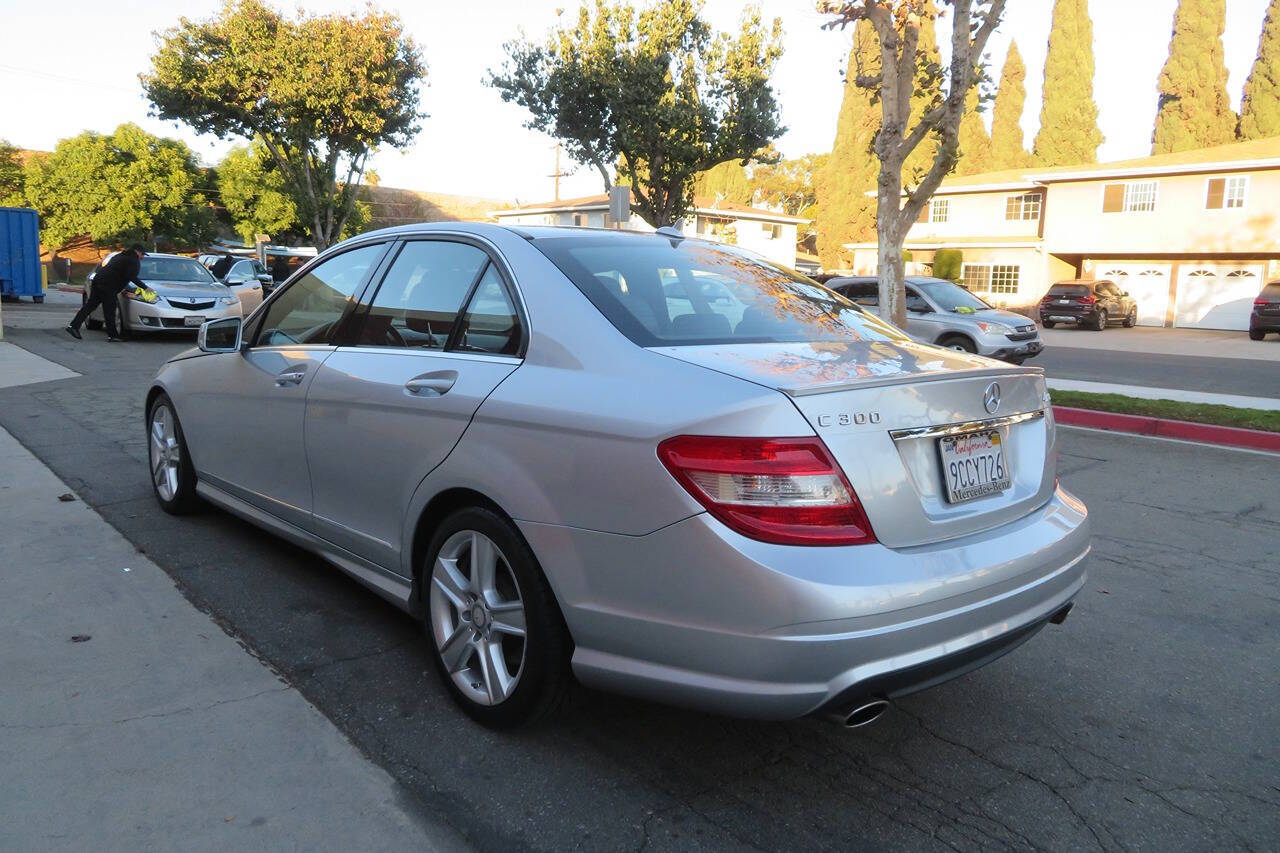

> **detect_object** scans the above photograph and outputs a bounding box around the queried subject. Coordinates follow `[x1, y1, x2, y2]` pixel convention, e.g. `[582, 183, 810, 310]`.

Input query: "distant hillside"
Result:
[360, 184, 508, 229]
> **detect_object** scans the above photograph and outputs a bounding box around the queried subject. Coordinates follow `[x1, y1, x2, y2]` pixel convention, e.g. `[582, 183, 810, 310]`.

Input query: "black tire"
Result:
[1249, 329, 1266, 341]
[1122, 308, 1137, 328]
[115, 296, 131, 340]
[422, 506, 574, 728]
[1092, 309, 1107, 331]
[1042, 320, 1056, 329]
[146, 393, 200, 514]
[33, 295, 44, 304]
[939, 335, 977, 353]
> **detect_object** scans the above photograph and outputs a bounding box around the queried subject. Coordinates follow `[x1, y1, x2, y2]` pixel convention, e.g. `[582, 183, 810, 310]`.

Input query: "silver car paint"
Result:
[150, 223, 1088, 720]
[87, 253, 242, 332]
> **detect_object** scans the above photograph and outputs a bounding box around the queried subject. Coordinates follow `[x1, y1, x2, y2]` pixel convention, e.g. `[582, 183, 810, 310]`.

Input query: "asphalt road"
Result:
[1034, 345, 1280, 398]
[1, 322, 1277, 852]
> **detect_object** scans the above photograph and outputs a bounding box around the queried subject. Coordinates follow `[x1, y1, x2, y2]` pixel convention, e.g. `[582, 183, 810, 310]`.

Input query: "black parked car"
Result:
[1038, 280, 1138, 331]
[1250, 280, 1280, 340]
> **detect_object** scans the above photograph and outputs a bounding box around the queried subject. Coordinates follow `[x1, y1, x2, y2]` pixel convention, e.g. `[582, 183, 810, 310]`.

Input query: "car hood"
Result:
[650, 339, 1029, 396]
[146, 280, 231, 299]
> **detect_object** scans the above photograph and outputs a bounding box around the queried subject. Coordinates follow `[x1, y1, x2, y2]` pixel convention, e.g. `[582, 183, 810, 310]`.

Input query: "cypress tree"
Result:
[815, 21, 880, 270]
[1152, 0, 1237, 153]
[1240, 0, 1280, 139]
[955, 87, 993, 176]
[1033, 0, 1103, 166]
[989, 41, 1032, 170]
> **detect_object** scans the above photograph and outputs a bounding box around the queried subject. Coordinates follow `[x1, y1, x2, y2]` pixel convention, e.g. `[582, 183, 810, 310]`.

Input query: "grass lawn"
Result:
[1050, 390, 1280, 433]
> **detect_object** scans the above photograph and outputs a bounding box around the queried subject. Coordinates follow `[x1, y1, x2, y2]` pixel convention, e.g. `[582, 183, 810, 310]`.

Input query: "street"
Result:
[0, 312, 1277, 851]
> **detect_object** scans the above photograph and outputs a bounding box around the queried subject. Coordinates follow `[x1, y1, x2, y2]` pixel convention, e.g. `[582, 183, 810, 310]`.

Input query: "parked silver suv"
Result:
[829, 276, 1044, 364]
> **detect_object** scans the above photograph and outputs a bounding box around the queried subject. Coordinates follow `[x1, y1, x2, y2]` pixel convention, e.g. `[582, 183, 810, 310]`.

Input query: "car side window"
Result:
[255, 243, 384, 346]
[358, 240, 489, 349]
[455, 265, 522, 356]
[846, 283, 879, 307]
[905, 288, 931, 313]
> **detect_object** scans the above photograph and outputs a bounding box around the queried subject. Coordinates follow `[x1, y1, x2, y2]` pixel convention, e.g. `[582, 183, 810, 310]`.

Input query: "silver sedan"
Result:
[145, 223, 1090, 729]
[85, 253, 242, 336]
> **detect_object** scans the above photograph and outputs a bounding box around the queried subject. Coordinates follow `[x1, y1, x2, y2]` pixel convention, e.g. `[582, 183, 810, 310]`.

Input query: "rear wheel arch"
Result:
[410, 489, 538, 606]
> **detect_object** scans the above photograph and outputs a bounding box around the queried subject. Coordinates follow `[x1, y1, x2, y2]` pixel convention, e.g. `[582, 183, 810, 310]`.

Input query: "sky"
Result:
[0, 0, 1272, 206]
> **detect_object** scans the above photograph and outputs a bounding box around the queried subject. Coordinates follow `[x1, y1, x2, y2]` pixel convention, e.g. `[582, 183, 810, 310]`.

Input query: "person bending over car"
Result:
[65, 243, 147, 342]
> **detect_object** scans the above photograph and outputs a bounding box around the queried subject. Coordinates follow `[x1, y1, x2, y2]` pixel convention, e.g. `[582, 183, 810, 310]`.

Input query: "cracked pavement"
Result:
[0, 318, 1276, 851]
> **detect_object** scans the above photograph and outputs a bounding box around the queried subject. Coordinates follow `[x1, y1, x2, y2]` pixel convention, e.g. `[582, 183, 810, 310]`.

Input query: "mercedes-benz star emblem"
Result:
[983, 381, 1002, 414]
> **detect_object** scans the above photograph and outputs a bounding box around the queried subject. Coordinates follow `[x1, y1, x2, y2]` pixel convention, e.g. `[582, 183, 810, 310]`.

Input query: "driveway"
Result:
[0, 324, 1276, 851]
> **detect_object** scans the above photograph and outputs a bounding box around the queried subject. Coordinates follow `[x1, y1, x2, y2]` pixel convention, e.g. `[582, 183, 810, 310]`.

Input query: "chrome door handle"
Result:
[275, 370, 306, 386]
[405, 370, 457, 396]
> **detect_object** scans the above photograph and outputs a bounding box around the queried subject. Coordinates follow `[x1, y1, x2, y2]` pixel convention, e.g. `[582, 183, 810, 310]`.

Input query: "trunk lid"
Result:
[653, 340, 1056, 548]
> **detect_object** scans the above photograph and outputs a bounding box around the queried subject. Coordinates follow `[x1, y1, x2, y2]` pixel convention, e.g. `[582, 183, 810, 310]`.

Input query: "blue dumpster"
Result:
[0, 207, 44, 304]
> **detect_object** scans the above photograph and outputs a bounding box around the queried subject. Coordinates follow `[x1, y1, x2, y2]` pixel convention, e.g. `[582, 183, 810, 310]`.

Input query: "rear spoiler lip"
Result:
[781, 365, 1045, 398]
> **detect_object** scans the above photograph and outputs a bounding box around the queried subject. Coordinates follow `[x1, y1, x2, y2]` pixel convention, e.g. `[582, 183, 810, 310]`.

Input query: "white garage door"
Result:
[1099, 265, 1170, 326]
[1174, 264, 1264, 330]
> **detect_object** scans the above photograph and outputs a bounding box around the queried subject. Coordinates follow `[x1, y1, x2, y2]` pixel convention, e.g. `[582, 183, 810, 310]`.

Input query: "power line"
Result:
[0, 63, 137, 94]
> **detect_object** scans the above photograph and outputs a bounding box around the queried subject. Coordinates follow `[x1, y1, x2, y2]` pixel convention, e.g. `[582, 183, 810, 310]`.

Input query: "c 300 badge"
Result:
[816, 412, 882, 427]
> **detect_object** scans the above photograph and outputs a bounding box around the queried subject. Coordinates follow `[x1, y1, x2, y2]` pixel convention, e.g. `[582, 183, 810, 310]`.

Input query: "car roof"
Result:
[1052, 279, 1105, 287]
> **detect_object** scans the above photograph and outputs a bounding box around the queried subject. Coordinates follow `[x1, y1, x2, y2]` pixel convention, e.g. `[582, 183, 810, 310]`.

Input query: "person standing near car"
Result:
[209, 252, 236, 280]
[65, 243, 147, 341]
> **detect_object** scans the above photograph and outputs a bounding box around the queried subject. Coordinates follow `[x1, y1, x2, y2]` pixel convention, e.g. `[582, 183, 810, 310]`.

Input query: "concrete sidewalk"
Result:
[0, 425, 468, 852]
[1046, 377, 1280, 410]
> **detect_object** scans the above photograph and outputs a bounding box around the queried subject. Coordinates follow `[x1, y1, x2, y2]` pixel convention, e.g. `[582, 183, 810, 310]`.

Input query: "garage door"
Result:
[1099, 265, 1170, 326]
[1174, 264, 1264, 330]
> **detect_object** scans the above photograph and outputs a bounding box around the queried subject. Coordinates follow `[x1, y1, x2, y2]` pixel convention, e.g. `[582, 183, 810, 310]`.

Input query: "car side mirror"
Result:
[1122, 291, 1130, 297]
[199, 317, 243, 353]
[226, 275, 247, 285]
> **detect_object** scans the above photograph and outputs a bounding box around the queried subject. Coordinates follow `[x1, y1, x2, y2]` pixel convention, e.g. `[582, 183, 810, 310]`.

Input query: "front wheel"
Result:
[1092, 309, 1108, 331]
[147, 393, 199, 514]
[1122, 308, 1137, 328]
[115, 297, 132, 340]
[424, 507, 573, 728]
[939, 335, 977, 353]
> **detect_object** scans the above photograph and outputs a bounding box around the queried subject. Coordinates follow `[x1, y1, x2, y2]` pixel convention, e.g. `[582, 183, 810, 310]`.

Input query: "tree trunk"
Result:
[876, 222, 906, 328]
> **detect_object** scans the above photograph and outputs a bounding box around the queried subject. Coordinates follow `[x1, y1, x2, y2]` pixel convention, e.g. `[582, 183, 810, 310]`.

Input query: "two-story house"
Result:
[490, 194, 808, 268]
[845, 138, 1280, 331]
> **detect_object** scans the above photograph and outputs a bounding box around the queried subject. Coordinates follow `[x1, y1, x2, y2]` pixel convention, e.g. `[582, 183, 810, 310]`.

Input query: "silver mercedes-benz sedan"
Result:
[145, 223, 1090, 729]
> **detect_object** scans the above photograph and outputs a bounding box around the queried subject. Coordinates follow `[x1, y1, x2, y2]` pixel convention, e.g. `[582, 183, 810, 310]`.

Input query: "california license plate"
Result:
[939, 430, 1011, 503]
[184, 315, 206, 327]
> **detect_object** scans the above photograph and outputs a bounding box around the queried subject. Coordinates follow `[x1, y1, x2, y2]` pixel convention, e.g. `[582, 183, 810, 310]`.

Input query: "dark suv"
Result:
[1250, 281, 1280, 340]
[1039, 280, 1138, 331]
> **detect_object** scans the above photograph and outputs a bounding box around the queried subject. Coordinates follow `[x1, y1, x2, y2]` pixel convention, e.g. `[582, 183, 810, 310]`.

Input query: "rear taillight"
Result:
[657, 435, 876, 546]
[1078, 294, 1096, 304]
[1256, 297, 1271, 307]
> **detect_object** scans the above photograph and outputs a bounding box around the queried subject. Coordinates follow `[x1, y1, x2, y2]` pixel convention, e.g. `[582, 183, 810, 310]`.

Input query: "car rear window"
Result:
[1048, 283, 1091, 297]
[1262, 283, 1280, 297]
[533, 234, 909, 346]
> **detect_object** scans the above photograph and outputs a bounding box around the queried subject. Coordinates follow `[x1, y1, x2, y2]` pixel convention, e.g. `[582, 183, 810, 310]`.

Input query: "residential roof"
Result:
[935, 137, 1280, 194]
[492, 193, 809, 224]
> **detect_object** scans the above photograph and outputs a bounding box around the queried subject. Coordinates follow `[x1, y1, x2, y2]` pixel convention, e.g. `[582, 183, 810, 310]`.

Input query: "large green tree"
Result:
[0, 140, 24, 206]
[814, 21, 881, 269]
[1033, 0, 1103, 166]
[955, 87, 993, 175]
[1152, 0, 1237, 153]
[988, 41, 1031, 169]
[822, 1, 1007, 326]
[22, 124, 214, 248]
[751, 152, 826, 218]
[1240, 0, 1280, 139]
[489, 0, 784, 228]
[694, 159, 753, 204]
[215, 144, 300, 243]
[143, 0, 426, 248]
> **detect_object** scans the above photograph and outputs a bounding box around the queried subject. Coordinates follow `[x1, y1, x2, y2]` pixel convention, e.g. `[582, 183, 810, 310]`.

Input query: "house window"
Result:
[1103, 181, 1157, 213]
[762, 222, 782, 239]
[963, 264, 1020, 294]
[573, 213, 586, 226]
[929, 198, 950, 223]
[1005, 193, 1041, 221]
[1206, 176, 1247, 209]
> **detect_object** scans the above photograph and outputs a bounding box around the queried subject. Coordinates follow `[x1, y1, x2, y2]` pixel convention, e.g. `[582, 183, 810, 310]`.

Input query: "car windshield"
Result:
[140, 258, 217, 284]
[1261, 283, 1280, 297]
[1048, 283, 1091, 297]
[914, 279, 992, 312]
[534, 234, 909, 346]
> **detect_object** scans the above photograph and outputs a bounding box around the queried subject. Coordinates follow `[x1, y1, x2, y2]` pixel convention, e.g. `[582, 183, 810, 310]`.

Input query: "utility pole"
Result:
[547, 142, 572, 201]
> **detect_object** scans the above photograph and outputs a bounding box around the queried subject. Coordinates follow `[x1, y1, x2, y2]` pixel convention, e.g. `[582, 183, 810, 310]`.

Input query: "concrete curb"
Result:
[1053, 406, 1280, 453]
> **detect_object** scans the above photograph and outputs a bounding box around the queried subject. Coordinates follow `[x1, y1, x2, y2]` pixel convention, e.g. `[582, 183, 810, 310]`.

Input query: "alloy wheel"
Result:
[429, 529, 528, 706]
[149, 404, 181, 502]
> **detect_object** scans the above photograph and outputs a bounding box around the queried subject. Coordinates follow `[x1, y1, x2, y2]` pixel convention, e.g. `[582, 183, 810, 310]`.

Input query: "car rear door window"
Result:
[256, 243, 385, 346]
[358, 240, 489, 349]
[455, 265, 522, 356]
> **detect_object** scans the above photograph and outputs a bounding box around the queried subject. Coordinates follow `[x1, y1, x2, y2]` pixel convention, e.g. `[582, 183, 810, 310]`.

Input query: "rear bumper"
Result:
[519, 485, 1090, 720]
[1249, 313, 1280, 332]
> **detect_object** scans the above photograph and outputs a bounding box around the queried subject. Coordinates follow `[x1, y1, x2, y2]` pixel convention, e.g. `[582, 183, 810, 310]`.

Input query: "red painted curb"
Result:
[1053, 406, 1280, 453]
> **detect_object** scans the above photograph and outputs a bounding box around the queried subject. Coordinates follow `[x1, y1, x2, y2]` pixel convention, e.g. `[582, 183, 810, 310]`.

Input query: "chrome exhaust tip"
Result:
[826, 698, 890, 728]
